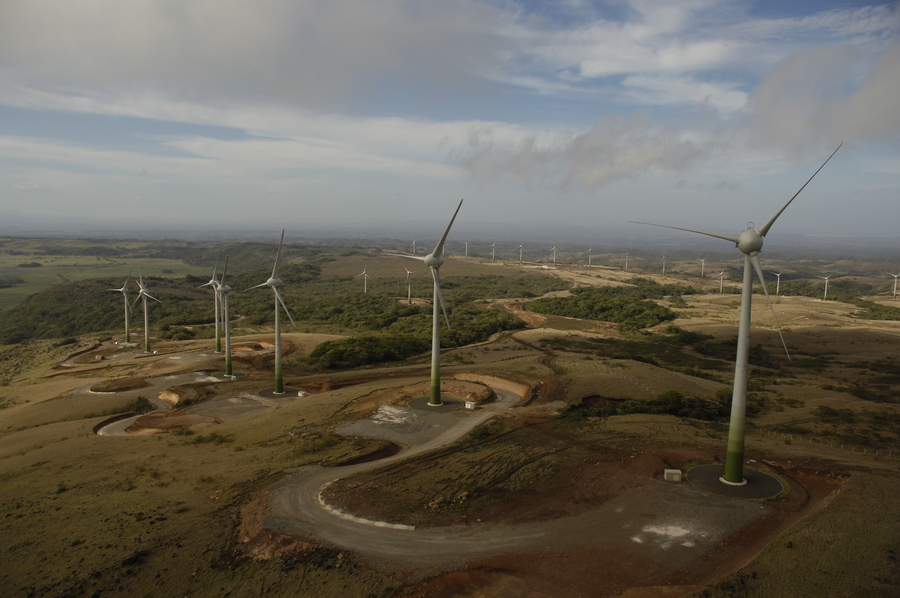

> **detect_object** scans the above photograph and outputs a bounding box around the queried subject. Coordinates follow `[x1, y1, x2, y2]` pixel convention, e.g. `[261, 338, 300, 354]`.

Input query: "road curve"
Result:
[265, 388, 771, 571]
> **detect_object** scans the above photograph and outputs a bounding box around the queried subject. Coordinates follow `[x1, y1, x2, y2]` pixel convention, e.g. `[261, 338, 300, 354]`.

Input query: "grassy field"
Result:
[1, 242, 899, 597]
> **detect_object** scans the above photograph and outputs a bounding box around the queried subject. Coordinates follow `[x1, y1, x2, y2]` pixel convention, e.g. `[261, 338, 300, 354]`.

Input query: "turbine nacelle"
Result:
[266, 277, 282, 288]
[424, 254, 444, 268]
[737, 229, 764, 256]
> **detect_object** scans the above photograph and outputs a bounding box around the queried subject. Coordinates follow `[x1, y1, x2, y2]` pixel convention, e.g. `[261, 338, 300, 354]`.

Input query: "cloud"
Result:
[0, 0, 499, 110]
[455, 112, 721, 190]
[746, 39, 900, 150]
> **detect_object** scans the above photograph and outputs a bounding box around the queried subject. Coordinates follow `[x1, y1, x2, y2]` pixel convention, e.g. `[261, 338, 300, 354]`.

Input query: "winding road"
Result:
[265, 387, 771, 573]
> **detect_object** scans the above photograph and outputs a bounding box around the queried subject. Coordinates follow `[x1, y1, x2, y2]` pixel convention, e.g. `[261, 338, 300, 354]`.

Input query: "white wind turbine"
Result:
[587, 247, 593, 268]
[390, 199, 463, 406]
[770, 272, 783, 296]
[550, 246, 557, 266]
[247, 230, 295, 394]
[403, 265, 414, 305]
[218, 257, 235, 377]
[198, 258, 222, 353]
[662, 255, 667, 275]
[624, 252, 629, 271]
[358, 267, 372, 294]
[410, 239, 417, 256]
[700, 258, 707, 278]
[464, 242, 468, 260]
[132, 269, 161, 353]
[630, 143, 841, 485]
[108, 273, 132, 343]
[890, 273, 900, 299]
[518, 244, 524, 263]
[717, 271, 726, 295]
[820, 275, 831, 300]
[490, 243, 496, 262]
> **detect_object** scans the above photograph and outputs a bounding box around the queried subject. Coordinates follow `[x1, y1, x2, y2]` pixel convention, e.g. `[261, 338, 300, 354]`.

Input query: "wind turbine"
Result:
[490, 243, 496, 262]
[587, 247, 593, 268]
[700, 258, 707, 278]
[464, 242, 468, 260]
[717, 271, 725, 295]
[630, 143, 841, 485]
[410, 239, 417, 256]
[518, 244, 524, 263]
[358, 267, 371, 294]
[247, 230, 295, 394]
[108, 274, 132, 343]
[132, 269, 161, 354]
[770, 272, 783, 295]
[662, 255, 667, 275]
[390, 199, 463, 406]
[821, 275, 831, 300]
[198, 258, 222, 353]
[218, 257, 235, 377]
[403, 265, 414, 305]
[624, 252, 629, 272]
[550, 246, 557, 266]
[890, 273, 900, 299]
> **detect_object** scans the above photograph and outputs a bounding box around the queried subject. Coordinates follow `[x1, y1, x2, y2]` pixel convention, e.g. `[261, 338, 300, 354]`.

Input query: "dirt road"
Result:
[265, 388, 772, 577]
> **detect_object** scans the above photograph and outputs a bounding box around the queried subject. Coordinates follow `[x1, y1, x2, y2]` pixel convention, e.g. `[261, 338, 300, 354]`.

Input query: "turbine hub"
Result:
[267, 277, 282, 287]
[424, 254, 443, 268]
[737, 229, 763, 255]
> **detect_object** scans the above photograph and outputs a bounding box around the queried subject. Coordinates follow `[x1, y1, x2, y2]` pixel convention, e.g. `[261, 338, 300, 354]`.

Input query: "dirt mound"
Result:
[89, 377, 151, 393]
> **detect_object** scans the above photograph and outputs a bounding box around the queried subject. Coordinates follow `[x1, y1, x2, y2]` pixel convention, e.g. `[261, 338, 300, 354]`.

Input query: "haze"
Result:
[1, 1, 898, 236]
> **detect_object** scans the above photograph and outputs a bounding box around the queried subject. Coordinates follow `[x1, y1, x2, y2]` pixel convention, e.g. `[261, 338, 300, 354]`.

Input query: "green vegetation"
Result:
[527, 278, 693, 331]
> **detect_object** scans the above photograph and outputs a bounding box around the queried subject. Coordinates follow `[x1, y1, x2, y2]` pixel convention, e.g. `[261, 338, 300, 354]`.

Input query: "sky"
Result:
[1, 0, 898, 241]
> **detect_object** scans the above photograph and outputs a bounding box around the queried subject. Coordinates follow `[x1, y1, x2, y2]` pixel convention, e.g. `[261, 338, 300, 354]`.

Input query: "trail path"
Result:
[266, 388, 771, 574]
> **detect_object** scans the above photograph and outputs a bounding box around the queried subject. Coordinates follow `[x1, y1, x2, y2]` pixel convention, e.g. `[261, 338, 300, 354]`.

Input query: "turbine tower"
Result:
[248, 230, 295, 394]
[700, 258, 707, 278]
[518, 244, 524, 263]
[490, 243, 496, 262]
[108, 274, 131, 343]
[464, 242, 468, 260]
[630, 143, 841, 485]
[132, 269, 161, 354]
[404, 265, 414, 305]
[198, 258, 222, 353]
[821, 275, 831, 300]
[358, 267, 371, 294]
[550, 246, 557, 266]
[410, 239, 417, 256]
[390, 199, 463, 406]
[770, 272, 783, 296]
[218, 257, 234, 377]
[587, 247, 593, 268]
[890, 273, 900, 299]
[624, 252, 629, 272]
[717, 271, 725, 295]
[662, 255, 667, 275]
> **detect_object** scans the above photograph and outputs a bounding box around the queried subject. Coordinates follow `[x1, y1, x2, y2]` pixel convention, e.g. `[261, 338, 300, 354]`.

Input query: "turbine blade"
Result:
[145, 293, 162, 303]
[246, 281, 269, 291]
[758, 143, 842, 237]
[628, 221, 740, 245]
[272, 229, 285, 279]
[385, 252, 427, 262]
[431, 267, 450, 328]
[274, 287, 296, 327]
[749, 254, 791, 361]
[432, 199, 463, 257]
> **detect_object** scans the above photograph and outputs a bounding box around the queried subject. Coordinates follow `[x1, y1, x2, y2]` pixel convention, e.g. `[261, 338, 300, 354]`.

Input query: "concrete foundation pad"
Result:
[687, 464, 784, 499]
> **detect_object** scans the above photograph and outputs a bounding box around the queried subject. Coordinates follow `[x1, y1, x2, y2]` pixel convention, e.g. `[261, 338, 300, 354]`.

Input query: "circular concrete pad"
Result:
[687, 464, 784, 499]
[257, 387, 304, 398]
[408, 396, 464, 411]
